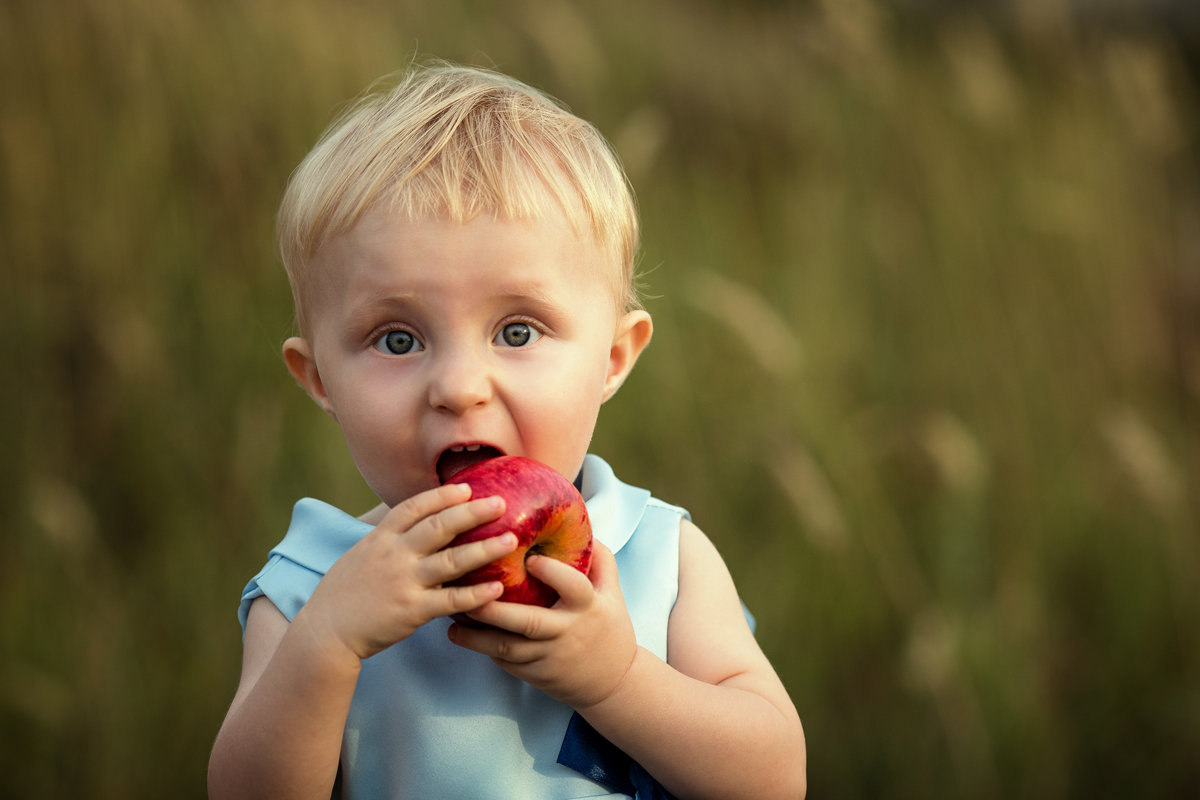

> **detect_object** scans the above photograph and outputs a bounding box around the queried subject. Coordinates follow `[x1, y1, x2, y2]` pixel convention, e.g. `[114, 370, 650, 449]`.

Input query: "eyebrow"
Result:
[341, 281, 567, 327]
[340, 292, 419, 333]
[493, 281, 562, 308]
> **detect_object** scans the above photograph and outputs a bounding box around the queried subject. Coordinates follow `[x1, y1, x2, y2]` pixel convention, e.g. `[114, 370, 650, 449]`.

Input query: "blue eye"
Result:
[496, 322, 541, 348]
[374, 329, 423, 355]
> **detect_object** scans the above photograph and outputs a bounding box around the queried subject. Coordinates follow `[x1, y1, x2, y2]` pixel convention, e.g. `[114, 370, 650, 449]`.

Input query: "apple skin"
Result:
[444, 456, 592, 611]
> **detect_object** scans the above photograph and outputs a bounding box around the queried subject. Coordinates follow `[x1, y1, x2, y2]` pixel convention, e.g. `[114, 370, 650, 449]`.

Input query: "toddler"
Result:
[208, 61, 806, 799]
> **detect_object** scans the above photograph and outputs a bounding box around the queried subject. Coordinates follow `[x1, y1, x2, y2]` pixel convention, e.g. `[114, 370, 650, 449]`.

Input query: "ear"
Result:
[282, 336, 336, 419]
[602, 310, 653, 402]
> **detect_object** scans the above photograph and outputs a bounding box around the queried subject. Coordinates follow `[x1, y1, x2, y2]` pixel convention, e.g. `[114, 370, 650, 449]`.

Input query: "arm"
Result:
[451, 519, 807, 800]
[207, 485, 519, 800]
[594, 520, 806, 798]
[207, 596, 356, 800]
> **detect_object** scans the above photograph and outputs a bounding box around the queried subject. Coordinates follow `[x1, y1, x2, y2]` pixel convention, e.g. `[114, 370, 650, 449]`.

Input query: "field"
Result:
[3, 1, 1198, 797]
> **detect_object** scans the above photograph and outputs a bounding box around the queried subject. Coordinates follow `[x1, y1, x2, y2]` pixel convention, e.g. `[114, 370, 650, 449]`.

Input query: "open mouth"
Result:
[436, 444, 504, 484]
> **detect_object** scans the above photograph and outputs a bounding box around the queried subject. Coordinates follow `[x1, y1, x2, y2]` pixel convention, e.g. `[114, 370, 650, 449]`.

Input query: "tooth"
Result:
[450, 446, 464, 452]
[466, 444, 481, 451]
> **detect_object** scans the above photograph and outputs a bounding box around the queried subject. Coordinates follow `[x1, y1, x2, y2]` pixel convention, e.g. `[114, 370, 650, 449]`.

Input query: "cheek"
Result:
[520, 359, 607, 447]
[327, 375, 414, 450]
[522, 347, 611, 407]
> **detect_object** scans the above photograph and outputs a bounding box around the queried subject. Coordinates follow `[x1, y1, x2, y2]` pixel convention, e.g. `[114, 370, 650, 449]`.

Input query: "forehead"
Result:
[316, 205, 620, 307]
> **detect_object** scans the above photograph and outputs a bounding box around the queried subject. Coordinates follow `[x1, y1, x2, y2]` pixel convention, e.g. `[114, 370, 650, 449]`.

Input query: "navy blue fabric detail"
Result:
[557, 713, 678, 800]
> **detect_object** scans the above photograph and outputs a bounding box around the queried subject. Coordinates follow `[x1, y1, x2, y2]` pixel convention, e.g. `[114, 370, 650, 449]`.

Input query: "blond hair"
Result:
[277, 62, 641, 333]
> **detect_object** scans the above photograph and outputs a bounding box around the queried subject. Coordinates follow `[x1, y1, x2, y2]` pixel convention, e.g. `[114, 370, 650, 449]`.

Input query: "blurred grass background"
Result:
[3, 0, 1199, 797]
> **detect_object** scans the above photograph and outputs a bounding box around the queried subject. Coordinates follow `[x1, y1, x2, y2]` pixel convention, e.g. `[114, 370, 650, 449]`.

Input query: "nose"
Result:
[427, 344, 493, 414]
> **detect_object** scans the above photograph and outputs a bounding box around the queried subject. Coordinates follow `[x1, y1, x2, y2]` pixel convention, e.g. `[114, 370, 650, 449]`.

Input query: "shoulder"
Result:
[239, 499, 373, 627]
[675, 519, 742, 622]
[669, 520, 802, 745]
[227, 596, 291, 714]
[667, 519, 764, 685]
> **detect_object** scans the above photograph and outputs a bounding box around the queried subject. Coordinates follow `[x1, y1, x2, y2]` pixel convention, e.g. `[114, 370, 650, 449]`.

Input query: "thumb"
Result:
[584, 540, 622, 594]
[525, 539, 618, 608]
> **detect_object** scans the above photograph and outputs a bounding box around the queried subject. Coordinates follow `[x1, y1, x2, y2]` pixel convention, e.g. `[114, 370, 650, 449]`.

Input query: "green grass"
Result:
[3, 1, 1198, 797]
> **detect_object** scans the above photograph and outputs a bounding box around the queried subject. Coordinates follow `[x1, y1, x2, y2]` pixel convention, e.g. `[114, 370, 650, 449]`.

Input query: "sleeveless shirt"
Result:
[238, 454, 686, 799]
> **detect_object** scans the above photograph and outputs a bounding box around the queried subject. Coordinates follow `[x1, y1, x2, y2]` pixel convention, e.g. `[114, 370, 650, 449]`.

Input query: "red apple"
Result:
[443, 456, 592, 610]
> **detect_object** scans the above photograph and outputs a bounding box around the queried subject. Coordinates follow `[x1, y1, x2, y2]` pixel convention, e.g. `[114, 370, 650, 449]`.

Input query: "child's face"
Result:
[283, 205, 650, 508]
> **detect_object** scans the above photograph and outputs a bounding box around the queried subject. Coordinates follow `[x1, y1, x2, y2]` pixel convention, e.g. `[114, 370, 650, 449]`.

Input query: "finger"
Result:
[448, 618, 541, 663]
[536, 541, 621, 611]
[525, 556, 592, 608]
[585, 540, 625, 597]
[377, 483, 474, 533]
[406, 495, 507, 552]
[463, 599, 559, 640]
[422, 531, 518, 585]
[434, 580, 506, 619]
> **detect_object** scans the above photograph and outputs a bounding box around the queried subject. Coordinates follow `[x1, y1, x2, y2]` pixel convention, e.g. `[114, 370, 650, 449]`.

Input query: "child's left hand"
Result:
[447, 540, 637, 710]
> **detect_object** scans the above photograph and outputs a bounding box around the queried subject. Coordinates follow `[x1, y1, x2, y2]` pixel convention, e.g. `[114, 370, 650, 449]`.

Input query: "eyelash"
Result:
[371, 326, 422, 355]
[367, 317, 548, 355]
[494, 317, 546, 347]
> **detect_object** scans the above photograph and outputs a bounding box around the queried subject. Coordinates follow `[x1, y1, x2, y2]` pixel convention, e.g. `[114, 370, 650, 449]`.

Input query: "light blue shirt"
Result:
[239, 454, 687, 799]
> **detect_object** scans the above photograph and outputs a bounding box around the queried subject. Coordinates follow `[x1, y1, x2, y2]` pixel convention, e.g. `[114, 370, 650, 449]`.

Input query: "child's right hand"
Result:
[294, 483, 517, 662]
